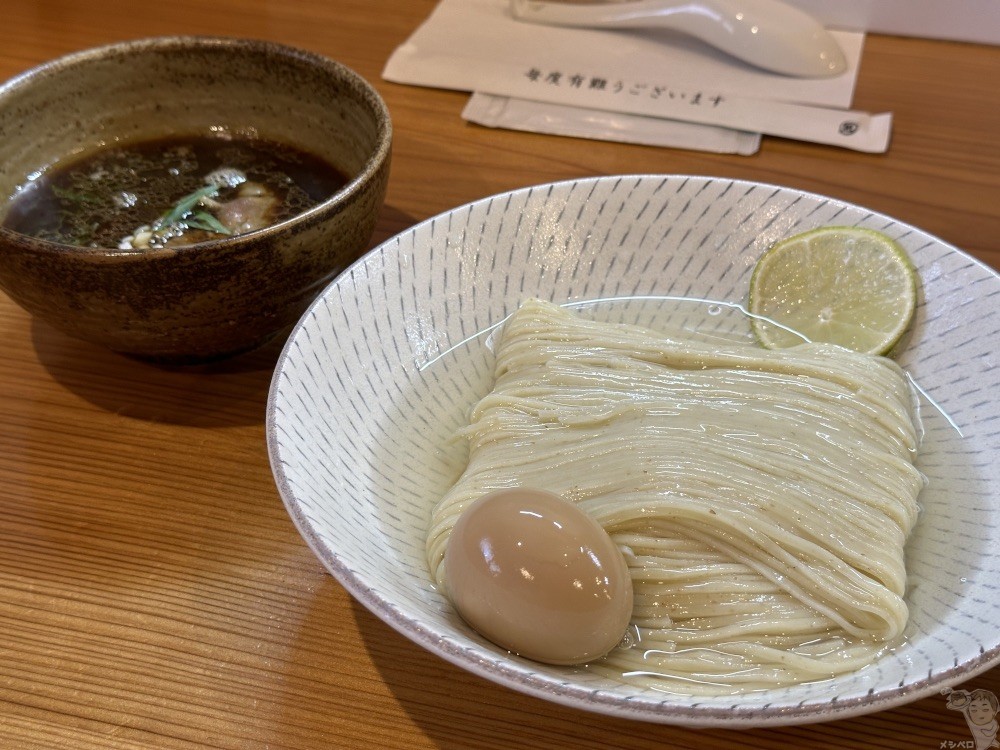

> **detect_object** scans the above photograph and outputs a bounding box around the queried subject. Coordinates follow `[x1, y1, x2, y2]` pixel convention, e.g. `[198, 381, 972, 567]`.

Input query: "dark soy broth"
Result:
[2, 134, 349, 249]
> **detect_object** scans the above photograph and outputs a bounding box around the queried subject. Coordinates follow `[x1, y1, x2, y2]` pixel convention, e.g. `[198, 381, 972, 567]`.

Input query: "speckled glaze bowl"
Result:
[0, 37, 391, 362]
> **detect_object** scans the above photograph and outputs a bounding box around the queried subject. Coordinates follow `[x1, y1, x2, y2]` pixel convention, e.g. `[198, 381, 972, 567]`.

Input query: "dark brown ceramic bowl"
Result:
[0, 36, 391, 362]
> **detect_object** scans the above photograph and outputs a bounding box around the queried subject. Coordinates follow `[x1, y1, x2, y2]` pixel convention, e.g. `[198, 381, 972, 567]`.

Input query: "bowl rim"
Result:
[266, 173, 1000, 728]
[0, 35, 392, 259]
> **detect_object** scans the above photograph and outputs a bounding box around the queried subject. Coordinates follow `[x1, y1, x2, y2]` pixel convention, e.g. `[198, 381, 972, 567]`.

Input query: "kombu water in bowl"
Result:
[377, 295, 969, 695]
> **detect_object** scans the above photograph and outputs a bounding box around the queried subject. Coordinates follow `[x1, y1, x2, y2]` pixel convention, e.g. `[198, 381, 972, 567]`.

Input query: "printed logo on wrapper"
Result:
[941, 687, 1000, 750]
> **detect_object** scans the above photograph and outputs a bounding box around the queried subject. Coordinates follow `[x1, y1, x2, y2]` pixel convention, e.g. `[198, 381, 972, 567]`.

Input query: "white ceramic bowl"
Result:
[266, 175, 1000, 727]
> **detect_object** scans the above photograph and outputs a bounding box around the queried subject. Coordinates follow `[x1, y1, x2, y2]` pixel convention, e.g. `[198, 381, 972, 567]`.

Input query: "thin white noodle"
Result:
[428, 299, 922, 695]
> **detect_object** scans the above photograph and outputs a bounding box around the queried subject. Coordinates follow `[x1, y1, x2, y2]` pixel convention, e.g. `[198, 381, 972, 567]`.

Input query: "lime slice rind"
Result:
[748, 226, 918, 356]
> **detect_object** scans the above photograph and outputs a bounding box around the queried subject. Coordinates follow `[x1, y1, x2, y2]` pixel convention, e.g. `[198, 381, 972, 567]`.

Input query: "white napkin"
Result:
[384, 0, 892, 153]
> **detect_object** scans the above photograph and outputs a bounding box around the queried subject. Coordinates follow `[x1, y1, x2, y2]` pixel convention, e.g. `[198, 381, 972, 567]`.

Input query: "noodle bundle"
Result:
[428, 299, 923, 694]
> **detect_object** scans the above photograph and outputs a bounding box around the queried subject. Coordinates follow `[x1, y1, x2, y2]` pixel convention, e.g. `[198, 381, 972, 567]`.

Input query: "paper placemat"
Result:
[385, 0, 891, 152]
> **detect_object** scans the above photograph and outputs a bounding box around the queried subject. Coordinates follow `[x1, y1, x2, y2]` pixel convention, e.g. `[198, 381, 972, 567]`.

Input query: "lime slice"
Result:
[748, 226, 918, 356]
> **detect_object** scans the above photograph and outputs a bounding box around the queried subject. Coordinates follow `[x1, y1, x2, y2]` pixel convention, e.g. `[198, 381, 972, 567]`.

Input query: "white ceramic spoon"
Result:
[510, 0, 847, 78]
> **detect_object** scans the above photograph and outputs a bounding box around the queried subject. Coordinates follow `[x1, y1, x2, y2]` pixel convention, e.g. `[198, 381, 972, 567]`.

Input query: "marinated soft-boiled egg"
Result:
[443, 487, 633, 665]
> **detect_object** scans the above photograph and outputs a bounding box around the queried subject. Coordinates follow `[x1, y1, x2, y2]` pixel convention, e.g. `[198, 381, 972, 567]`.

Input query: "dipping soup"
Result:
[2, 134, 349, 249]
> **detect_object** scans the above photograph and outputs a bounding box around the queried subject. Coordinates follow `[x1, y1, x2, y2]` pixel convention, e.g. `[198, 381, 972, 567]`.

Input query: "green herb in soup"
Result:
[2, 135, 349, 249]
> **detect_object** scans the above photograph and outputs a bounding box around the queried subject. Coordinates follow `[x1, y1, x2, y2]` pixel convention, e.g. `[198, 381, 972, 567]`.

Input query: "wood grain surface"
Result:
[1, 2, 998, 748]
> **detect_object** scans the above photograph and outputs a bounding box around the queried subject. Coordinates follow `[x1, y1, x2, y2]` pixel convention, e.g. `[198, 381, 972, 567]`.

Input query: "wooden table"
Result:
[1, 2, 998, 748]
